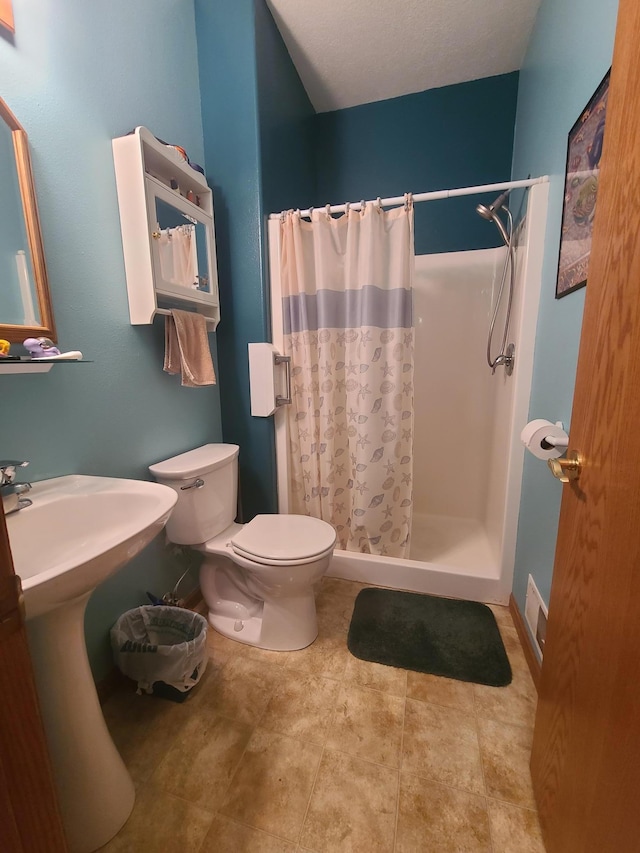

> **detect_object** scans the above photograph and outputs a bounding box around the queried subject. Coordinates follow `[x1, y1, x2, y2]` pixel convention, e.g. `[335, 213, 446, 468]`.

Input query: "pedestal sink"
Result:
[6, 475, 177, 853]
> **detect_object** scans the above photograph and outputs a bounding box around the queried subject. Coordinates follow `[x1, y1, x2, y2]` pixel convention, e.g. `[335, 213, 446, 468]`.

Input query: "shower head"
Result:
[476, 190, 512, 245]
[475, 203, 493, 220]
[475, 189, 510, 221]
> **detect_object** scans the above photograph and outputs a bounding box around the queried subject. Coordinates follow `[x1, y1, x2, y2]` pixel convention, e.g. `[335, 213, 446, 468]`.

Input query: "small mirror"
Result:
[153, 197, 212, 295]
[0, 96, 55, 342]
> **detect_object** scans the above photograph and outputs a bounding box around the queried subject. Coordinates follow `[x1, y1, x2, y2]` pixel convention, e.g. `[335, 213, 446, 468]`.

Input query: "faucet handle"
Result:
[0, 460, 29, 486]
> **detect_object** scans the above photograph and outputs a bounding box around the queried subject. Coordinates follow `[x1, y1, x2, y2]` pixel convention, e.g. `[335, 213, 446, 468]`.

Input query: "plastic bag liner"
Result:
[111, 605, 208, 698]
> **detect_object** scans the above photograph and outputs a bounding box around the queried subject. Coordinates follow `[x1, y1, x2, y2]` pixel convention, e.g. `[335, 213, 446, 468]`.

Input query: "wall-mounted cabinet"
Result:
[112, 127, 219, 329]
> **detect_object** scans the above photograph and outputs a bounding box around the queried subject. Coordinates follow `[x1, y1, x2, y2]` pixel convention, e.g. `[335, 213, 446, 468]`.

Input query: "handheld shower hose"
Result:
[476, 193, 515, 375]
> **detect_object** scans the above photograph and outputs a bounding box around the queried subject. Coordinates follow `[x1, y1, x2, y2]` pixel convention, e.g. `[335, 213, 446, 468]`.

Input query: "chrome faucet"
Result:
[490, 343, 516, 377]
[0, 460, 33, 514]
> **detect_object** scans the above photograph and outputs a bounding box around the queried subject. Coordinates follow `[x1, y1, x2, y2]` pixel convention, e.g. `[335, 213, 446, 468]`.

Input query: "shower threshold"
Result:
[327, 513, 507, 605]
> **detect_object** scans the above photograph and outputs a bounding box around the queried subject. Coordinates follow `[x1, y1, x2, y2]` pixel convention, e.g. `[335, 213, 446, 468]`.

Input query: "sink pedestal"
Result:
[27, 592, 135, 853]
[7, 474, 177, 850]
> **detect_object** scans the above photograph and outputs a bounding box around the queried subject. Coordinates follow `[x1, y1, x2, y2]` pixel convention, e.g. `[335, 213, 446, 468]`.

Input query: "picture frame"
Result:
[556, 69, 610, 299]
[0, 0, 14, 33]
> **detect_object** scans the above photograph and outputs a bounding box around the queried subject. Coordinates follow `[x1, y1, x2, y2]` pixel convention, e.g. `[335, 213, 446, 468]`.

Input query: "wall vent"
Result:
[525, 574, 548, 660]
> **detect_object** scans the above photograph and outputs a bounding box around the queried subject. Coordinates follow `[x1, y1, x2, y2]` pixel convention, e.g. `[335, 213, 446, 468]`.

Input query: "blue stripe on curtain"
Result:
[283, 285, 413, 334]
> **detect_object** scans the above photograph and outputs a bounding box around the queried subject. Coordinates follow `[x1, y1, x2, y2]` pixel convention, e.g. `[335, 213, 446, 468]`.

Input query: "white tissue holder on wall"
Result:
[520, 419, 569, 461]
[112, 127, 220, 329]
[248, 343, 291, 417]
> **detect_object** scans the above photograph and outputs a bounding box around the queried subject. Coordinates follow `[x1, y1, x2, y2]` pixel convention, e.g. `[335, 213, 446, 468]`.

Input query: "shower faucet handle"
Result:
[490, 345, 515, 377]
[491, 355, 507, 374]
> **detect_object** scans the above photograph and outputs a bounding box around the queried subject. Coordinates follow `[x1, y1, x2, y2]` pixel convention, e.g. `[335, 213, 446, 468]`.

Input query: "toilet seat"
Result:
[230, 514, 336, 567]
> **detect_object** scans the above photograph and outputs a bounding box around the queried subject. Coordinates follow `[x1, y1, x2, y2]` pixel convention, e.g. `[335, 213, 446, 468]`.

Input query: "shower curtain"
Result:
[281, 202, 414, 558]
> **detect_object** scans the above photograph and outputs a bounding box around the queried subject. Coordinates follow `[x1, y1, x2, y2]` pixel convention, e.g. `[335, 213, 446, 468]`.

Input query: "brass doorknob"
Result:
[548, 450, 583, 483]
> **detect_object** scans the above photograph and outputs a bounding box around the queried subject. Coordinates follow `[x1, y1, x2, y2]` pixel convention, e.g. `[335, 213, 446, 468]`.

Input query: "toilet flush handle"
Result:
[180, 478, 205, 491]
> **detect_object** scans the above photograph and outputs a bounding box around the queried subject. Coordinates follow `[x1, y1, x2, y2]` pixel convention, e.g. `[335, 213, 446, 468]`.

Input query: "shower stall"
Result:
[267, 180, 548, 605]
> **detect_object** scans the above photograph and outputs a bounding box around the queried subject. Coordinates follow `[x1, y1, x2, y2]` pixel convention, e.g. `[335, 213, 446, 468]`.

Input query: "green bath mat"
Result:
[347, 588, 512, 687]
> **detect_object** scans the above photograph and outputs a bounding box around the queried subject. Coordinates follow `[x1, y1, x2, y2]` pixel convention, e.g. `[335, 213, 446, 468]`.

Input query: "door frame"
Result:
[0, 509, 67, 850]
[531, 0, 640, 849]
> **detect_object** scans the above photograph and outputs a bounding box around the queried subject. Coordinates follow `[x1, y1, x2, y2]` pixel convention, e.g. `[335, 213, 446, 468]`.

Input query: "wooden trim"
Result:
[509, 593, 541, 691]
[531, 4, 640, 848]
[183, 585, 204, 613]
[0, 508, 67, 851]
[13, 131, 56, 339]
[0, 755, 23, 852]
[0, 627, 68, 851]
[0, 95, 56, 343]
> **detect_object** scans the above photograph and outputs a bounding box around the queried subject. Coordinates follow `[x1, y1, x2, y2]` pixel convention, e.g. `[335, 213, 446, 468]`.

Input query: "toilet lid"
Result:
[230, 515, 336, 565]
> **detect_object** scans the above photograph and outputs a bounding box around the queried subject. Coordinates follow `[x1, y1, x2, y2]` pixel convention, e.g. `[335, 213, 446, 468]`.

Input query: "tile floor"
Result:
[100, 578, 546, 852]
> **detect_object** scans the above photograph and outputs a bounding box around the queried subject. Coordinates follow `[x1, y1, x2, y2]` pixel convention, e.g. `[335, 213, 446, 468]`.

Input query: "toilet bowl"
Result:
[149, 444, 336, 651]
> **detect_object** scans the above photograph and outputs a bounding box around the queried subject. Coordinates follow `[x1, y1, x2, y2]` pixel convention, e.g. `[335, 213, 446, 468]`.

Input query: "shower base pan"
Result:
[327, 513, 507, 605]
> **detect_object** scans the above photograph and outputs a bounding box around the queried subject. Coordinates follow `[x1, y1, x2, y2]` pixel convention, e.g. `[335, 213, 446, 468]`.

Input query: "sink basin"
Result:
[7, 474, 177, 853]
[9, 474, 177, 620]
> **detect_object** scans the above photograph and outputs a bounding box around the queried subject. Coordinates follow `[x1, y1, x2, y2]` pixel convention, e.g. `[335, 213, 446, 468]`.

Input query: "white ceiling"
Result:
[266, 0, 542, 113]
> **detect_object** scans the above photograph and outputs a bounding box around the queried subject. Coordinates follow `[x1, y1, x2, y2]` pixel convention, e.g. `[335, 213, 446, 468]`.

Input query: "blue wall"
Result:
[511, 0, 618, 619]
[0, 0, 222, 680]
[195, 0, 273, 521]
[195, 0, 316, 520]
[314, 74, 520, 255]
[254, 0, 316, 217]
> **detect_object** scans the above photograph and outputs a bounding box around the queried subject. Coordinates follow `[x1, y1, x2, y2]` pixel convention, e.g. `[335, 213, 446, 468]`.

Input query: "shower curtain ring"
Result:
[359, 200, 366, 215]
[325, 203, 332, 220]
[308, 206, 314, 220]
[345, 201, 351, 214]
[376, 197, 382, 213]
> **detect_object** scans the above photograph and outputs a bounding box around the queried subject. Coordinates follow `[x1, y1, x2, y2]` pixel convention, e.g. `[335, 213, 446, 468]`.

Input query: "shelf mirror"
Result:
[0, 96, 55, 342]
[153, 196, 212, 296]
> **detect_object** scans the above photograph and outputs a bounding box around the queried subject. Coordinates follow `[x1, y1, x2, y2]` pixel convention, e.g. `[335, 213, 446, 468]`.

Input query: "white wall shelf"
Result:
[112, 127, 219, 329]
[0, 360, 91, 375]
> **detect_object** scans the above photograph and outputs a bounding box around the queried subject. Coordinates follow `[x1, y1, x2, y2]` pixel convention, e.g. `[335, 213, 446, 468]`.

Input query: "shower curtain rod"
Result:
[268, 175, 549, 220]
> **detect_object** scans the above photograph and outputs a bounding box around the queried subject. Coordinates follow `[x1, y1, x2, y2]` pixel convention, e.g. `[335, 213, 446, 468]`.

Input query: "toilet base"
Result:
[206, 590, 319, 651]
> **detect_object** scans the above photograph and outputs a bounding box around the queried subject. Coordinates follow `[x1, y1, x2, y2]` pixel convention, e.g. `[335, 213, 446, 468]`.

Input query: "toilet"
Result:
[149, 444, 336, 651]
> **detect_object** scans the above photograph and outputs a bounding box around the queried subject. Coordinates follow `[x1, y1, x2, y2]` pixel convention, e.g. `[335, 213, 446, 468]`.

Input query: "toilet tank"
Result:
[149, 444, 239, 545]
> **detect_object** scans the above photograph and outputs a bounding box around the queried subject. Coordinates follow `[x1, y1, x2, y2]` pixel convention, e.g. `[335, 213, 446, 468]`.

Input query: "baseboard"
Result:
[96, 666, 129, 705]
[183, 586, 205, 614]
[96, 588, 205, 705]
[509, 593, 541, 691]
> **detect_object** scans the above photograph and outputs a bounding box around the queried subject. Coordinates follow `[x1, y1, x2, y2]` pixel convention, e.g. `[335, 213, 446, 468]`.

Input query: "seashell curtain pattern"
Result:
[280, 202, 415, 558]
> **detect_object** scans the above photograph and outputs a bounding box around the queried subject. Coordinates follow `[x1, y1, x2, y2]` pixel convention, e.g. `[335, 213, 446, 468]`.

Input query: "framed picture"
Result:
[556, 69, 610, 298]
[0, 0, 14, 33]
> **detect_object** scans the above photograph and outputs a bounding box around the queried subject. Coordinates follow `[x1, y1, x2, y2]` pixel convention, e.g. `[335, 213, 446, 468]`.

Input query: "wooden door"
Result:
[0, 509, 67, 851]
[530, 1, 640, 850]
